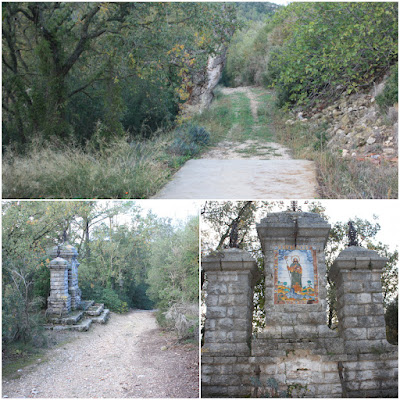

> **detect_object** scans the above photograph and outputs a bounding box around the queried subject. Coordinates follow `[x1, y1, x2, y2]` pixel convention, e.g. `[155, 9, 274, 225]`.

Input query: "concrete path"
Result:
[155, 159, 317, 199]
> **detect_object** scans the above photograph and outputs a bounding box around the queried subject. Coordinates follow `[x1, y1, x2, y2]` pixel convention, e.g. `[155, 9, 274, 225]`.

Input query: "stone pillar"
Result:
[329, 246, 389, 352]
[51, 243, 81, 310]
[329, 246, 398, 397]
[202, 248, 258, 356]
[47, 257, 71, 316]
[202, 248, 258, 397]
[254, 212, 346, 398]
[256, 211, 331, 336]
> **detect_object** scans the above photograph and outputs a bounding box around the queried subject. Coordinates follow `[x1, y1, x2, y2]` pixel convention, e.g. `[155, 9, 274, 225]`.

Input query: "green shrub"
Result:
[33, 262, 50, 305]
[2, 284, 45, 345]
[267, 2, 398, 108]
[376, 64, 398, 110]
[385, 297, 398, 345]
[170, 123, 210, 156]
[80, 283, 128, 313]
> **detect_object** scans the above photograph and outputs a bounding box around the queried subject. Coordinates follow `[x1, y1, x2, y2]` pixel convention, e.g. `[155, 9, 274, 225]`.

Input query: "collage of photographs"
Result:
[1, 1, 398, 399]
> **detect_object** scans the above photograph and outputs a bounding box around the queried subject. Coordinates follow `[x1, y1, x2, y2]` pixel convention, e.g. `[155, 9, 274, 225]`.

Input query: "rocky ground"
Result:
[2, 310, 199, 398]
[285, 89, 398, 164]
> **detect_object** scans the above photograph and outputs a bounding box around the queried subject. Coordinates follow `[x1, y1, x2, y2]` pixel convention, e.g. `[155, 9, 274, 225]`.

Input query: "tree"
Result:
[2, 2, 237, 147]
[146, 216, 199, 309]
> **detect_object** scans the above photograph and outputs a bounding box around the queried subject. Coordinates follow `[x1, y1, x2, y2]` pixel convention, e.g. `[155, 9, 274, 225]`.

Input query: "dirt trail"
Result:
[2, 311, 198, 398]
[201, 86, 291, 160]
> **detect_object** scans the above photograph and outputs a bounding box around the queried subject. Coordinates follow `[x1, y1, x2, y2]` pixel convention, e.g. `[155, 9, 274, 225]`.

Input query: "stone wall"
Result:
[201, 211, 398, 398]
[329, 246, 398, 397]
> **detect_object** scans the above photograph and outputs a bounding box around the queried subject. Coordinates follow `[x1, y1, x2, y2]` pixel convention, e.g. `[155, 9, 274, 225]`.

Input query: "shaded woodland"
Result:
[2, 201, 199, 346]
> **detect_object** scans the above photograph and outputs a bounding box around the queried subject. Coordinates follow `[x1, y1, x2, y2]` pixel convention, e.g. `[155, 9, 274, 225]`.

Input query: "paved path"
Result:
[155, 87, 318, 199]
[155, 159, 317, 199]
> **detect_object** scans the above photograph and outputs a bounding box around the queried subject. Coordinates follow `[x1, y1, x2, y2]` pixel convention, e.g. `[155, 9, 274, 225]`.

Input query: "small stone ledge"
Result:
[85, 303, 105, 316]
[47, 310, 84, 325]
[45, 318, 92, 332]
[91, 309, 110, 324]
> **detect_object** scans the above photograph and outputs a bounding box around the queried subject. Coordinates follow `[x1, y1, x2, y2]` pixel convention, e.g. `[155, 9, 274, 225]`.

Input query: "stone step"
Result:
[80, 300, 95, 311]
[44, 318, 93, 332]
[85, 303, 104, 317]
[47, 310, 84, 325]
[91, 309, 110, 324]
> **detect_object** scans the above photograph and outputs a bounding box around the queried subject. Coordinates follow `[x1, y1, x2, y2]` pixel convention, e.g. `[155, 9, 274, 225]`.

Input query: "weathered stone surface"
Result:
[202, 212, 398, 398]
[46, 243, 109, 332]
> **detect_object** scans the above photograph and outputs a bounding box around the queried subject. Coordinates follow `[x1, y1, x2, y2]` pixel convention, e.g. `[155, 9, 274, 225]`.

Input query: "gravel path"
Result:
[2, 311, 199, 398]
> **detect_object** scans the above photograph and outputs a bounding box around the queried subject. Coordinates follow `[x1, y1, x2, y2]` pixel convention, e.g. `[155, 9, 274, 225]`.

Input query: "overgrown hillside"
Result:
[222, 1, 398, 198]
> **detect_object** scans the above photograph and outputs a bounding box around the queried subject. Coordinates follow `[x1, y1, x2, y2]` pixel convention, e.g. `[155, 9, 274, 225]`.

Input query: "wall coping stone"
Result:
[203, 248, 258, 275]
[50, 243, 79, 259]
[329, 246, 388, 281]
[48, 257, 70, 270]
[257, 211, 331, 251]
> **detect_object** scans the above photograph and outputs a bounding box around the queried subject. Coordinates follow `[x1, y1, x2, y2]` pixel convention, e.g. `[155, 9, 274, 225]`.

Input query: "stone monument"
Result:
[46, 242, 110, 331]
[201, 210, 398, 398]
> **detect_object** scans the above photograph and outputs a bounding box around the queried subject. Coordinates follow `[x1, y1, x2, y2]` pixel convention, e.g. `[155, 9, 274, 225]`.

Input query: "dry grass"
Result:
[272, 108, 398, 199]
[2, 134, 189, 199]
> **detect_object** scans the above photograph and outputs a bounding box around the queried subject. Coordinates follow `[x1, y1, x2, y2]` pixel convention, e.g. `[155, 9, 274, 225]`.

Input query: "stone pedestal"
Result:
[47, 257, 71, 316]
[202, 248, 258, 397]
[51, 243, 81, 310]
[329, 246, 398, 397]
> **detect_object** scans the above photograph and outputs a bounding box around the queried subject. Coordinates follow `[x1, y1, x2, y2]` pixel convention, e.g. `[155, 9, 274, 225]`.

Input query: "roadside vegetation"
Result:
[2, 2, 235, 198]
[221, 1, 398, 198]
[3, 130, 202, 199]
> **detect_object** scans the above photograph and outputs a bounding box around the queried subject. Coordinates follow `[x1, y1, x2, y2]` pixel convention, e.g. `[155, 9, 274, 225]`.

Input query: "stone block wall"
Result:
[201, 211, 398, 398]
[202, 248, 258, 395]
[50, 243, 81, 310]
[329, 246, 398, 397]
[46, 257, 71, 316]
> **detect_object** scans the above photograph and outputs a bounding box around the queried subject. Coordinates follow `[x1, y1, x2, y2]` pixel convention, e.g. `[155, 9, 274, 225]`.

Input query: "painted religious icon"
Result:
[274, 245, 318, 304]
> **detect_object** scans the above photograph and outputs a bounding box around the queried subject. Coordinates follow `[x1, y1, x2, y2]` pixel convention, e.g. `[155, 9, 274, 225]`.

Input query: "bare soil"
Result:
[201, 86, 292, 160]
[2, 310, 199, 398]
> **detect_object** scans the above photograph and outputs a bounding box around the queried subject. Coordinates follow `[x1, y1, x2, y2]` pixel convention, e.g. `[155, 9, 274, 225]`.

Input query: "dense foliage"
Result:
[235, 2, 280, 22]
[267, 2, 398, 107]
[2, 2, 236, 149]
[2, 201, 198, 346]
[223, 2, 398, 108]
